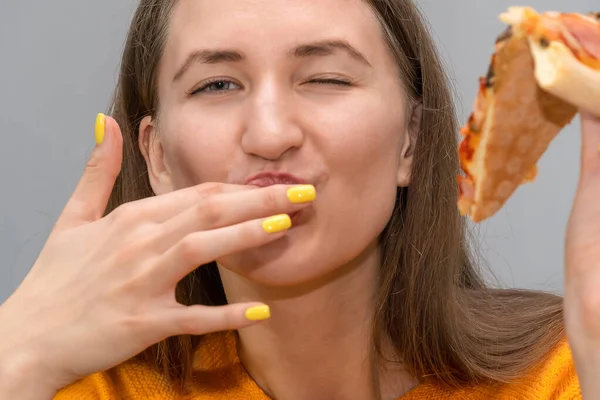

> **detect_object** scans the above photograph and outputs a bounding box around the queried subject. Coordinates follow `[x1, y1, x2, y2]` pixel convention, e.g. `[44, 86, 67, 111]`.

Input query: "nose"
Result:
[241, 82, 304, 161]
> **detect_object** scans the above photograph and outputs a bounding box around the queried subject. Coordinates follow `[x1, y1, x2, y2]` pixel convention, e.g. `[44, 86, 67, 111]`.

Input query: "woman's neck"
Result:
[219, 244, 418, 400]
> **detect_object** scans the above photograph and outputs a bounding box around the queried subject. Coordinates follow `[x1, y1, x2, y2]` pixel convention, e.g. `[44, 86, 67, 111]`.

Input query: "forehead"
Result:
[164, 0, 388, 66]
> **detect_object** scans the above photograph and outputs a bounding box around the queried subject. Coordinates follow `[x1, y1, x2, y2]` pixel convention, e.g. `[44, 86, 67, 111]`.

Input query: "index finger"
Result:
[115, 183, 253, 223]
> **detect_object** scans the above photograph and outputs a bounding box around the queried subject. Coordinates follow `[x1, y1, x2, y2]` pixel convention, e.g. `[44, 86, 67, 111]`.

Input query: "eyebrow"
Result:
[291, 40, 371, 67]
[173, 50, 245, 81]
[173, 39, 371, 82]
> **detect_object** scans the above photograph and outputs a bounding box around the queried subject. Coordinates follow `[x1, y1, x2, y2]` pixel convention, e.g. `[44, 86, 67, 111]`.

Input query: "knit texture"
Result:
[54, 332, 581, 399]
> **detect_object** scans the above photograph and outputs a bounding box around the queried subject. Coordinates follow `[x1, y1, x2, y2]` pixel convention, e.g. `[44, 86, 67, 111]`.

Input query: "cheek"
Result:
[159, 107, 239, 188]
[313, 90, 405, 169]
[310, 94, 406, 250]
[312, 92, 406, 197]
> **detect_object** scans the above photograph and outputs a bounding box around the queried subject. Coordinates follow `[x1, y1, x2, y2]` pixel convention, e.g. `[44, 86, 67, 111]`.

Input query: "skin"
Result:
[142, 0, 415, 285]
[0, 1, 599, 400]
[565, 112, 600, 398]
[139, 0, 419, 398]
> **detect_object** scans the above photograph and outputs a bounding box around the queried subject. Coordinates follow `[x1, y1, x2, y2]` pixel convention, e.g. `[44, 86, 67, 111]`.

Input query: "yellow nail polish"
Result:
[95, 113, 106, 145]
[245, 305, 271, 321]
[287, 185, 316, 204]
[262, 214, 292, 233]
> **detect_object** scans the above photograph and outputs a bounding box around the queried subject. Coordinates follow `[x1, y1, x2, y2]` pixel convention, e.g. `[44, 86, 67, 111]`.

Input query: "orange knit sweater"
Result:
[54, 332, 581, 399]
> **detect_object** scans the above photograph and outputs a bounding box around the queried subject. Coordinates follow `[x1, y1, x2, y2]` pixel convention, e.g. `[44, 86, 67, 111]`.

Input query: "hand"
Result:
[0, 115, 315, 396]
[564, 112, 600, 397]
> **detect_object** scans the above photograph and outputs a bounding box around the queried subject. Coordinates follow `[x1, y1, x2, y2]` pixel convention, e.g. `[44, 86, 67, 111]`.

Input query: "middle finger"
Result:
[157, 184, 316, 251]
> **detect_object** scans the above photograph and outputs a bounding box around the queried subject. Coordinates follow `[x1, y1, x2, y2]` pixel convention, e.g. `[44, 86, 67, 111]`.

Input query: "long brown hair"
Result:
[106, 0, 565, 391]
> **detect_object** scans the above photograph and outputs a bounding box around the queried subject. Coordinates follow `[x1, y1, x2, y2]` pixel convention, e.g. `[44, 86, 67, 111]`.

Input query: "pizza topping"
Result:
[559, 13, 600, 62]
[539, 37, 551, 48]
[522, 11, 600, 69]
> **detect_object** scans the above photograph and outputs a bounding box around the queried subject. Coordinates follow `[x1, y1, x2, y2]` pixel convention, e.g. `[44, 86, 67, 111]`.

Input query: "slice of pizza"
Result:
[457, 7, 600, 222]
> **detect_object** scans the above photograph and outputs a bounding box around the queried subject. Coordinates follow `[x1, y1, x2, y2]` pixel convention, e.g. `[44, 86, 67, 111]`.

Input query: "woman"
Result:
[1, 0, 599, 399]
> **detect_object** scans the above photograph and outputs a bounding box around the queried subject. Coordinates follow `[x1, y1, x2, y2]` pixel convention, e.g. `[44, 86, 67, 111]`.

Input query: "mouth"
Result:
[288, 210, 301, 220]
[244, 172, 313, 225]
[244, 172, 309, 187]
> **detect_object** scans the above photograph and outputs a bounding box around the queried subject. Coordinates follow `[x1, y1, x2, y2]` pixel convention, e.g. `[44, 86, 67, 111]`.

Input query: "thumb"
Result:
[56, 113, 124, 230]
[579, 112, 600, 183]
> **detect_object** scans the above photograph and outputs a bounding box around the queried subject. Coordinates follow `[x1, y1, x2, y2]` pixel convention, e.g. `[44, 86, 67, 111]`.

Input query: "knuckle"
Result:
[109, 226, 161, 267]
[219, 308, 239, 330]
[111, 203, 137, 224]
[135, 226, 164, 255]
[234, 223, 259, 247]
[196, 182, 223, 200]
[112, 245, 134, 265]
[85, 155, 102, 173]
[119, 313, 152, 336]
[178, 234, 203, 261]
[111, 202, 152, 230]
[145, 224, 167, 252]
[177, 314, 203, 334]
[262, 188, 280, 211]
[197, 198, 222, 228]
[119, 314, 143, 330]
[114, 263, 162, 302]
[85, 153, 119, 181]
[122, 274, 146, 294]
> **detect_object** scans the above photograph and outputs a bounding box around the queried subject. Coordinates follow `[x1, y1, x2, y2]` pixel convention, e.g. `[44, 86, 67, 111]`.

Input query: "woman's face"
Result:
[142, 0, 418, 286]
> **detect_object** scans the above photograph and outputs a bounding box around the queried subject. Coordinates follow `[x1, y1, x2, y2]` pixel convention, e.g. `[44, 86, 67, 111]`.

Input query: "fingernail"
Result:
[245, 305, 271, 321]
[95, 113, 106, 145]
[287, 185, 316, 204]
[262, 214, 292, 233]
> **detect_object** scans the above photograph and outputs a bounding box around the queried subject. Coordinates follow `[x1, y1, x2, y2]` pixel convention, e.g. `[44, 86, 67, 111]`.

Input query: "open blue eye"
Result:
[191, 79, 241, 95]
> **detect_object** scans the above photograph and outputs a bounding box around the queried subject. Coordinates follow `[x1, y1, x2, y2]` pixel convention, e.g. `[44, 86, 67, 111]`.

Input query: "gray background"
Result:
[0, 0, 593, 303]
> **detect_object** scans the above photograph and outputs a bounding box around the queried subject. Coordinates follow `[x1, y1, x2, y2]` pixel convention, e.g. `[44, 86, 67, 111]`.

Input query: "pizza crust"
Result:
[530, 39, 600, 117]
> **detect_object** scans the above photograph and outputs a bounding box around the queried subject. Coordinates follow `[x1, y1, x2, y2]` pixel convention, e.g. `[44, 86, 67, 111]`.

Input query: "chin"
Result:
[219, 226, 380, 290]
[220, 225, 331, 287]
[217, 203, 389, 288]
